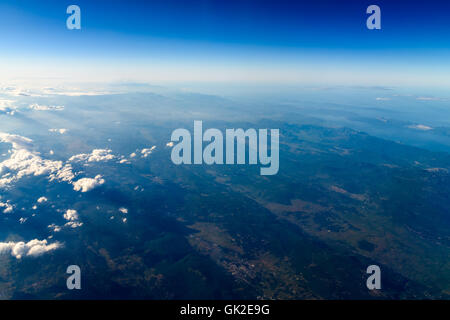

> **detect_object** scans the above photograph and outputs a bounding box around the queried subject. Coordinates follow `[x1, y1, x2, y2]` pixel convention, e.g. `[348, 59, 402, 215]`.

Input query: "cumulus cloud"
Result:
[63, 209, 78, 221]
[37, 196, 48, 203]
[0, 133, 33, 149]
[0, 149, 62, 178]
[65, 221, 83, 228]
[0, 99, 18, 115]
[141, 146, 156, 158]
[0, 132, 75, 189]
[49, 128, 68, 134]
[48, 223, 61, 232]
[29, 104, 64, 111]
[69, 149, 115, 163]
[0, 132, 108, 197]
[0, 239, 62, 259]
[0, 146, 75, 188]
[51, 164, 76, 182]
[73, 175, 105, 192]
[0, 201, 13, 213]
[63, 209, 83, 228]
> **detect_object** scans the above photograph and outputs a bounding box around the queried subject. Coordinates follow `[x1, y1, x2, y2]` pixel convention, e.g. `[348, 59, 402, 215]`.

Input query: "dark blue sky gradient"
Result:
[2, 0, 449, 49]
[0, 0, 449, 85]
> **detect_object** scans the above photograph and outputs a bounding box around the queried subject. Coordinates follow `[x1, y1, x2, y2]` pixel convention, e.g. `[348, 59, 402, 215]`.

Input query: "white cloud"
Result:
[29, 104, 64, 111]
[0, 239, 62, 259]
[63, 209, 78, 221]
[0, 132, 107, 196]
[63, 209, 83, 228]
[0, 133, 75, 189]
[375, 97, 391, 101]
[0, 99, 18, 115]
[141, 146, 156, 158]
[49, 128, 68, 134]
[48, 223, 61, 232]
[0, 201, 13, 213]
[0, 133, 33, 149]
[0, 86, 44, 97]
[51, 164, 76, 182]
[39, 87, 112, 97]
[408, 124, 433, 131]
[37, 197, 48, 203]
[65, 221, 83, 228]
[69, 149, 115, 163]
[0, 149, 62, 177]
[0, 147, 74, 188]
[73, 175, 105, 192]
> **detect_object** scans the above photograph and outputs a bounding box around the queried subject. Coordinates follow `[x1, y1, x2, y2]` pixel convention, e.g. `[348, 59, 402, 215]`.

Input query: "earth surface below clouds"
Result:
[0, 86, 449, 299]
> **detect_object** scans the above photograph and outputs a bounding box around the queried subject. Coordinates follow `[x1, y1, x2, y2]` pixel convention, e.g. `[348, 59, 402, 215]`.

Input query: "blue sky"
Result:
[1, 0, 449, 86]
